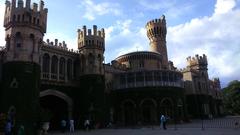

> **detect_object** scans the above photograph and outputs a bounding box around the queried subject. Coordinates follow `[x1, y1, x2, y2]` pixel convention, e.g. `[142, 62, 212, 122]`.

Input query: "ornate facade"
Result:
[0, 0, 223, 133]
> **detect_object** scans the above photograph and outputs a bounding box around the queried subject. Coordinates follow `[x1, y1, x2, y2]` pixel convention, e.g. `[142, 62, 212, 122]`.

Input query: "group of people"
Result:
[60, 119, 75, 133]
[4, 120, 25, 135]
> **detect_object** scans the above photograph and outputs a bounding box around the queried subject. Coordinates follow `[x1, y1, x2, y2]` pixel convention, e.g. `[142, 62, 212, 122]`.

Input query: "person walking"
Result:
[159, 114, 163, 129]
[69, 119, 74, 132]
[61, 119, 66, 133]
[17, 125, 25, 135]
[84, 119, 90, 131]
[161, 115, 167, 130]
[4, 120, 12, 135]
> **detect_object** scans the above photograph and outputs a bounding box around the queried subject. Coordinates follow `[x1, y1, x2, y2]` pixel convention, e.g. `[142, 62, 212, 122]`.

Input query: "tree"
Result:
[222, 80, 240, 115]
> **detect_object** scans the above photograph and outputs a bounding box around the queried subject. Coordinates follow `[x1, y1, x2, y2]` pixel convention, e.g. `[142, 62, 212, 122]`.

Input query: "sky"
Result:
[0, 0, 240, 87]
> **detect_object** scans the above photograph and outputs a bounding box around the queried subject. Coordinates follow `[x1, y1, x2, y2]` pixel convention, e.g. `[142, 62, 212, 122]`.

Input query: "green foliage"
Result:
[222, 80, 240, 115]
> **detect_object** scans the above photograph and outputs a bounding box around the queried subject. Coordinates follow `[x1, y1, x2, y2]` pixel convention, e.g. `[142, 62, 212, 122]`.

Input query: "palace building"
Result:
[0, 0, 223, 133]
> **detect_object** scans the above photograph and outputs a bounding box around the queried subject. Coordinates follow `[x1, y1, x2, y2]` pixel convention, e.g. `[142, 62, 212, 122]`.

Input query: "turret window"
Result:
[29, 16, 32, 23]
[17, 15, 20, 22]
[15, 32, 22, 48]
[33, 17, 36, 24]
[13, 15, 16, 22]
[88, 53, 94, 64]
[22, 15, 25, 22]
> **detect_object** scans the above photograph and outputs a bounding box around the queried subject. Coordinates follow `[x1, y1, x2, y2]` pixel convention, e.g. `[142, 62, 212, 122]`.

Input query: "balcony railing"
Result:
[116, 80, 183, 90]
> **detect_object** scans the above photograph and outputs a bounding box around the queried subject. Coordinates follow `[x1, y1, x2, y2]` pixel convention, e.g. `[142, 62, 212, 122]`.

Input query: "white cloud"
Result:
[167, 0, 240, 86]
[139, 0, 194, 19]
[104, 20, 148, 62]
[214, 0, 236, 14]
[78, 0, 122, 21]
[139, 0, 175, 10]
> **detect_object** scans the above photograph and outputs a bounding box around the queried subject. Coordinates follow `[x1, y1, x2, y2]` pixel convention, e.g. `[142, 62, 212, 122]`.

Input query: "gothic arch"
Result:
[140, 98, 157, 107]
[40, 89, 73, 119]
[160, 98, 174, 118]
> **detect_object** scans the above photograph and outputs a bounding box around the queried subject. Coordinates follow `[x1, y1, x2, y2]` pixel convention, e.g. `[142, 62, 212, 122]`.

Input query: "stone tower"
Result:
[1, 0, 47, 134]
[186, 54, 210, 94]
[77, 25, 106, 124]
[146, 15, 168, 69]
[186, 54, 208, 75]
[78, 25, 105, 75]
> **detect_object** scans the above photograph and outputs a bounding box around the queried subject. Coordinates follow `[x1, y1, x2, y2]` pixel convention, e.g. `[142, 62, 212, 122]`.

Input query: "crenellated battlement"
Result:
[186, 54, 208, 67]
[43, 39, 79, 53]
[145, 15, 166, 28]
[77, 25, 105, 50]
[146, 15, 167, 40]
[4, 0, 48, 33]
[146, 15, 168, 68]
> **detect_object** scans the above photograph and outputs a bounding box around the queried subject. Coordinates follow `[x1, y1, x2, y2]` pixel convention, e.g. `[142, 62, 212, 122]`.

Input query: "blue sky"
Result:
[0, 0, 240, 87]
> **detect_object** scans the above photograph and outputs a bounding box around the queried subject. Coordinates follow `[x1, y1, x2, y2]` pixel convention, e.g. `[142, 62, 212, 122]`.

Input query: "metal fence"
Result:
[171, 116, 240, 129]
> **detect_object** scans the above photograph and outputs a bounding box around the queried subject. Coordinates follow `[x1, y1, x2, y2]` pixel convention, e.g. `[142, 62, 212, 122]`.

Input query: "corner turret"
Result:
[78, 25, 105, 75]
[4, 0, 48, 34]
[186, 54, 208, 70]
[3, 0, 48, 63]
[146, 15, 168, 69]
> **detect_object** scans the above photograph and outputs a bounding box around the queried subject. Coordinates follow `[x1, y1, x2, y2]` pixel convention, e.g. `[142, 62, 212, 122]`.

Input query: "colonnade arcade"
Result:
[41, 53, 78, 82]
[120, 98, 184, 125]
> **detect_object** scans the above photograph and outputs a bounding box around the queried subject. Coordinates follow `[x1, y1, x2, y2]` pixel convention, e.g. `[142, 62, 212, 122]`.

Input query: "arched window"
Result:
[98, 54, 102, 72]
[59, 57, 65, 75]
[6, 35, 10, 51]
[15, 32, 22, 48]
[13, 15, 16, 22]
[42, 53, 50, 73]
[51, 55, 58, 74]
[17, 15, 20, 22]
[88, 53, 94, 65]
[30, 34, 35, 53]
[67, 59, 73, 80]
[22, 15, 25, 22]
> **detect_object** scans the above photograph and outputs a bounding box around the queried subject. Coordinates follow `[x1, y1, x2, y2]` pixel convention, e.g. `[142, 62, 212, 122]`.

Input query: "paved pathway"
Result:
[48, 117, 240, 135]
[48, 128, 239, 135]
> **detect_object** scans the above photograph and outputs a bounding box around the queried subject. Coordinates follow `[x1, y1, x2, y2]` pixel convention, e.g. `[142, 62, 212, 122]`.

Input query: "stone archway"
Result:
[140, 98, 157, 124]
[40, 90, 73, 129]
[121, 99, 136, 126]
[160, 98, 174, 119]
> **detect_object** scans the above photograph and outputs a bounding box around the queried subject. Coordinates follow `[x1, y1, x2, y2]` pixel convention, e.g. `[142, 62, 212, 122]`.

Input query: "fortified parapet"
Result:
[4, 0, 48, 34]
[186, 54, 208, 70]
[77, 25, 105, 75]
[146, 15, 168, 69]
[78, 25, 105, 51]
[4, 0, 48, 63]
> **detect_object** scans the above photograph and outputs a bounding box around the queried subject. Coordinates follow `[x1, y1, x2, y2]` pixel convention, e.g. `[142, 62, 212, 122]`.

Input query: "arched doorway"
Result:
[160, 98, 173, 119]
[177, 99, 184, 120]
[140, 98, 157, 124]
[40, 90, 73, 130]
[122, 100, 136, 126]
